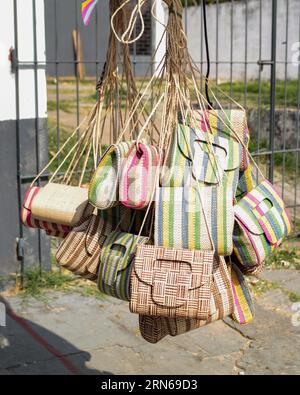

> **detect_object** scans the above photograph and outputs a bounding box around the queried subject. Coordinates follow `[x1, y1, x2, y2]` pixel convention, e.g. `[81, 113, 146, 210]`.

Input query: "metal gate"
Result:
[10, 0, 300, 275]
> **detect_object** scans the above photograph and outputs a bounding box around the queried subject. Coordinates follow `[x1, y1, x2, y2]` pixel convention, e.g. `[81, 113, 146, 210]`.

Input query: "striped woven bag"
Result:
[161, 124, 242, 188]
[55, 213, 112, 281]
[138, 256, 234, 343]
[230, 262, 254, 325]
[88, 141, 133, 209]
[119, 143, 160, 209]
[130, 244, 214, 320]
[233, 180, 292, 270]
[98, 231, 148, 301]
[21, 186, 70, 238]
[235, 166, 256, 203]
[184, 109, 250, 171]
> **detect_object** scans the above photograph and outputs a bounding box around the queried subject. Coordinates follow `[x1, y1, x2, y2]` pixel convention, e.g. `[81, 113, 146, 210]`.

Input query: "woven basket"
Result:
[139, 255, 234, 343]
[233, 180, 292, 269]
[56, 213, 112, 281]
[130, 244, 214, 320]
[89, 141, 133, 209]
[31, 183, 89, 227]
[21, 186, 71, 237]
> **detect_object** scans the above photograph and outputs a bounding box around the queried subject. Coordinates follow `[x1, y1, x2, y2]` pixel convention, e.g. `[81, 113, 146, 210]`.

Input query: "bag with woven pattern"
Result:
[55, 213, 112, 281]
[183, 109, 250, 171]
[119, 143, 160, 209]
[89, 141, 133, 209]
[233, 180, 292, 271]
[139, 255, 234, 343]
[98, 231, 149, 301]
[31, 183, 90, 227]
[22, 186, 71, 238]
[130, 244, 215, 320]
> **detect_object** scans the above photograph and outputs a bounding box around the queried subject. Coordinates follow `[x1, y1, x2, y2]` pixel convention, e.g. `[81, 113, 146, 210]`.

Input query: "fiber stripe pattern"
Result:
[56, 214, 112, 281]
[21, 187, 70, 237]
[233, 180, 292, 269]
[98, 231, 148, 301]
[120, 143, 160, 209]
[183, 109, 250, 171]
[230, 263, 254, 325]
[139, 256, 234, 343]
[89, 141, 133, 209]
[155, 185, 236, 255]
[130, 245, 214, 320]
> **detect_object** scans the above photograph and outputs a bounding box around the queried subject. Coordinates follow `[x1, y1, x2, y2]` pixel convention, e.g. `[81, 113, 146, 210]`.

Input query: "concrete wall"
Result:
[185, 0, 300, 81]
[0, 0, 50, 279]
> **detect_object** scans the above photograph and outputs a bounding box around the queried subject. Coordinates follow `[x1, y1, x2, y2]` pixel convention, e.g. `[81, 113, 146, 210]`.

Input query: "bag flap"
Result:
[100, 231, 148, 287]
[235, 180, 291, 244]
[177, 125, 241, 184]
[134, 245, 213, 309]
[23, 187, 41, 210]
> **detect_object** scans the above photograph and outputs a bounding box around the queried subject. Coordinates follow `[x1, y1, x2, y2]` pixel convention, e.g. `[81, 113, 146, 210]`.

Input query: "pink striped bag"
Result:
[119, 143, 160, 209]
[21, 187, 70, 238]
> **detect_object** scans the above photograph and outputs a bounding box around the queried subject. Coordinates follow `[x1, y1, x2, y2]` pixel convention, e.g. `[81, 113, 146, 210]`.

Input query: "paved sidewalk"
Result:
[1, 269, 300, 375]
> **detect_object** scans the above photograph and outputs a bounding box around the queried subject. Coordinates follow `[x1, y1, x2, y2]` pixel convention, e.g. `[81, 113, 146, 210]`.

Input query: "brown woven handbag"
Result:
[130, 244, 214, 320]
[138, 256, 234, 343]
[55, 213, 112, 281]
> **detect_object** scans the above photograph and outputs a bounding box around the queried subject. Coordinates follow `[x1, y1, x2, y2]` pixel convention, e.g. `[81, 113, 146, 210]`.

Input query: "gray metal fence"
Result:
[11, 0, 300, 275]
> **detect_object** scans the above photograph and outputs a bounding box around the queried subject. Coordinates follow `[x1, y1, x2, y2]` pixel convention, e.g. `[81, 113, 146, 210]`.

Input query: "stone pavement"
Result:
[1, 269, 300, 375]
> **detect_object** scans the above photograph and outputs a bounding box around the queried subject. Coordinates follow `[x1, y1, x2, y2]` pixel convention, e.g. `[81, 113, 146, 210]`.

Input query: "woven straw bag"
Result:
[139, 255, 234, 343]
[21, 186, 71, 237]
[235, 166, 256, 203]
[230, 262, 254, 325]
[88, 141, 133, 209]
[98, 231, 149, 301]
[233, 180, 292, 270]
[182, 109, 250, 171]
[130, 244, 214, 320]
[56, 213, 112, 281]
[119, 143, 160, 209]
[30, 183, 89, 227]
[161, 124, 241, 188]
[155, 185, 235, 255]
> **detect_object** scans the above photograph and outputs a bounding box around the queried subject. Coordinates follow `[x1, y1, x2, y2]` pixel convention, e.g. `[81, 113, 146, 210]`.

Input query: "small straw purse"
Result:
[130, 244, 214, 320]
[30, 183, 90, 227]
[98, 231, 149, 301]
[233, 180, 292, 270]
[138, 255, 234, 343]
[21, 186, 70, 237]
[119, 143, 160, 209]
[55, 212, 112, 281]
[88, 141, 133, 209]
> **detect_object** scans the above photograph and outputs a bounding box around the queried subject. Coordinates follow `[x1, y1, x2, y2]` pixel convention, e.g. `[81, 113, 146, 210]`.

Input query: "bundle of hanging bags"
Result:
[21, 0, 293, 343]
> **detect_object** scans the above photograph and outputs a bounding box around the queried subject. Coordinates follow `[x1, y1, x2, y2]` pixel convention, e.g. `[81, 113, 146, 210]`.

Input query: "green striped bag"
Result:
[89, 141, 133, 209]
[155, 184, 236, 255]
[98, 231, 148, 301]
[161, 124, 241, 188]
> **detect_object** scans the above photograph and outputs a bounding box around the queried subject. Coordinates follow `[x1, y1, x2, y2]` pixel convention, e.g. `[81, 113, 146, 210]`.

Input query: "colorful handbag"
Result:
[89, 141, 133, 209]
[138, 255, 234, 343]
[230, 262, 255, 325]
[119, 143, 160, 209]
[21, 186, 71, 237]
[233, 180, 292, 270]
[161, 124, 241, 188]
[130, 244, 214, 320]
[56, 213, 112, 281]
[184, 109, 250, 171]
[235, 166, 256, 203]
[30, 183, 89, 227]
[155, 186, 235, 255]
[98, 231, 149, 301]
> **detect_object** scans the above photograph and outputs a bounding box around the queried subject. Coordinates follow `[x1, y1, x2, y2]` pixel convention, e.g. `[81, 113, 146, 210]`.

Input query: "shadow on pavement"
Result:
[0, 295, 113, 375]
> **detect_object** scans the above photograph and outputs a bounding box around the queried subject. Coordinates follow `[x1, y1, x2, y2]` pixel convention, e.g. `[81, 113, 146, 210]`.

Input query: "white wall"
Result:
[184, 0, 300, 81]
[0, 0, 47, 121]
